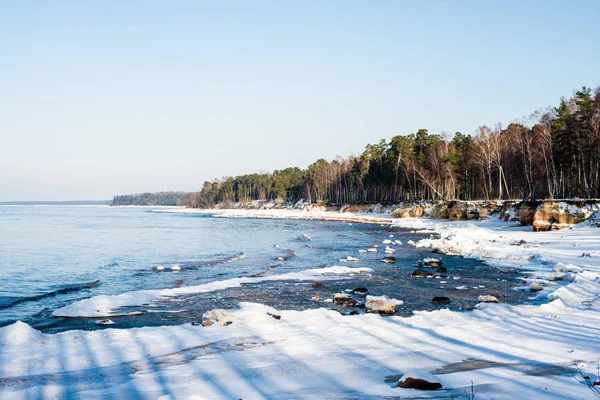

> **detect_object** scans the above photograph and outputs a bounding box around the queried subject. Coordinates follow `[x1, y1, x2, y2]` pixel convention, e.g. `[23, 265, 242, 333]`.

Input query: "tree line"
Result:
[181, 86, 600, 208]
[111, 192, 189, 206]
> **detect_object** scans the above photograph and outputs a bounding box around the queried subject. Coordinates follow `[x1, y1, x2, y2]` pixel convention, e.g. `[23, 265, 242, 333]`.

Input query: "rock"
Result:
[397, 370, 443, 390]
[423, 258, 442, 267]
[533, 220, 552, 232]
[312, 282, 324, 289]
[530, 283, 544, 292]
[478, 295, 500, 303]
[352, 287, 369, 295]
[333, 293, 351, 304]
[465, 305, 475, 311]
[430, 202, 449, 219]
[466, 210, 480, 220]
[392, 206, 426, 218]
[202, 309, 233, 327]
[517, 202, 538, 225]
[436, 267, 447, 273]
[414, 260, 423, 267]
[432, 296, 451, 304]
[366, 295, 403, 314]
[532, 200, 592, 232]
[348, 310, 360, 316]
[412, 270, 433, 278]
[344, 299, 364, 307]
[267, 312, 281, 320]
[448, 201, 468, 221]
[382, 256, 396, 263]
[549, 273, 564, 281]
[597, 222, 600, 228]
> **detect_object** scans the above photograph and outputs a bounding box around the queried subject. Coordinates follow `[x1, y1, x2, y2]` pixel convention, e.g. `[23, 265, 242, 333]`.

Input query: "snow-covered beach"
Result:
[2, 208, 600, 399]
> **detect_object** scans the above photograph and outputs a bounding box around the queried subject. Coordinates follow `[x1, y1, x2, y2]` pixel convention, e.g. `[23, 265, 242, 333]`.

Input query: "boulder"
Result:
[352, 287, 369, 295]
[436, 267, 447, 273]
[448, 202, 468, 221]
[366, 295, 403, 314]
[382, 256, 397, 263]
[477, 295, 500, 303]
[412, 270, 433, 278]
[430, 202, 449, 219]
[423, 258, 442, 268]
[530, 283, 544, 292]
[532, 201, 591, 232]
[312, 282, 324, 289]
[333, 293, 351, 304]
[517, 202, 538, 226]
[432, 296, 451, 304]
[201, 309, 233, 327]
[392, 205, 426, 218]
[533, 220, 552, 232]
[344, 299, 364, 308]
[397, 370, 443, 390]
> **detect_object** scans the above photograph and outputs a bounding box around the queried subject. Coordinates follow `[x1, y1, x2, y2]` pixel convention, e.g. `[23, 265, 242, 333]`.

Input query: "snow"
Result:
[2, 208, 600, 399]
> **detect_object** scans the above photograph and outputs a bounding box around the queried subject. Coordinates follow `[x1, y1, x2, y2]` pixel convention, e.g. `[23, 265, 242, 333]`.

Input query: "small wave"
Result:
[189, 252, 247, 269]
[0, 280, 101, 309]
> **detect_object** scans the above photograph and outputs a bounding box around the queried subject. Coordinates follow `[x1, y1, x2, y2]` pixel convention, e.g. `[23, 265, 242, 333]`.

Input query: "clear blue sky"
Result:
[1, 1, 598, 201]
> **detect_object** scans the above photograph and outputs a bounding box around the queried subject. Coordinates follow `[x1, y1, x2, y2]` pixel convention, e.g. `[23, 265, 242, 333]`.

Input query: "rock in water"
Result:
[333, 293, 351, 304]
[366, 295, 403, 314]
[478, 295, 500, 303]
[530, 283, 544, 292]
[397, 370, 443, 390]
[436, 266, 447, 273]
[432, 296, 451, 304]
[382, 256, 396, 263]
[352, 287, 369, 295]
[412, 270, 433, 278]
[423, 258, 442, 267]
[312, 282, 324, 289]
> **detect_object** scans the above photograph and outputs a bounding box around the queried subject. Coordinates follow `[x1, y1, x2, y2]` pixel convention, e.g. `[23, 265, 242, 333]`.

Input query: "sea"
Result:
[0, 206, 531, 333]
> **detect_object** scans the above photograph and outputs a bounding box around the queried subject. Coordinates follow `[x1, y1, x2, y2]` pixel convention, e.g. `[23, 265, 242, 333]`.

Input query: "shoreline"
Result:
[1, 208, 599, 398]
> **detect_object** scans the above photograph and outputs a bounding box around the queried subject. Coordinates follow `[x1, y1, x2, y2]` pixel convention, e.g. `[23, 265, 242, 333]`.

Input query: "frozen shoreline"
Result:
[2, 209, 600, 399]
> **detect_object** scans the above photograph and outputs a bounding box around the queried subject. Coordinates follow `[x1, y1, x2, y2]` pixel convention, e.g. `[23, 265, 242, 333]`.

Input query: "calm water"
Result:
[0, 206, 530, 333]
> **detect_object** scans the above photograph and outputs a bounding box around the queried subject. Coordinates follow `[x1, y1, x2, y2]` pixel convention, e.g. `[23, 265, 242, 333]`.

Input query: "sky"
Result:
[1, 1, 599, 201]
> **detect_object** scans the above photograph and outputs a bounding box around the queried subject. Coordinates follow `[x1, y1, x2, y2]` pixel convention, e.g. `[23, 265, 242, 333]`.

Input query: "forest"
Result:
[180, 86, 600, 208]
[111, 192, 189, 206]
